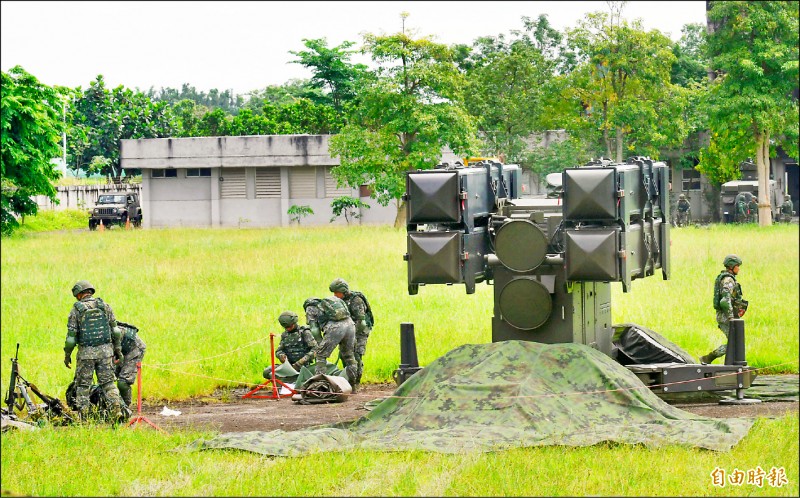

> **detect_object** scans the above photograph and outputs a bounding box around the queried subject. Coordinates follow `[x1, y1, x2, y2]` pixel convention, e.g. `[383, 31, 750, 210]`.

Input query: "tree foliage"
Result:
[329, 26, 478, 226]
[564, 3, 682, 161]
[456, 15, 561, 167]
[700, 1, 799, 226]
[290, 38, 369, 111]
[69, 75, 177, 178]
[330, 195, 370, 224]
[1, 66, 63, 235]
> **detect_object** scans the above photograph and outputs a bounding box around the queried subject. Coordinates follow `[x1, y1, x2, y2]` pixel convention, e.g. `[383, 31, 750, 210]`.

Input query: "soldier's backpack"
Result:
[349, 291, 375, 328]
[713, 271, 733, 311]
[318, 297, 351, 323]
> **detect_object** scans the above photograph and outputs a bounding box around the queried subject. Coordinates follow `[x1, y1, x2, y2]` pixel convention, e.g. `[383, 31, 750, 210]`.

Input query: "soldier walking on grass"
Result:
[676, 194, 691, 227]
[63, 280, 126, 421]
[114, 321, 146, 409]
[700, 255, 748, 364]
[329, 278, 374, 387]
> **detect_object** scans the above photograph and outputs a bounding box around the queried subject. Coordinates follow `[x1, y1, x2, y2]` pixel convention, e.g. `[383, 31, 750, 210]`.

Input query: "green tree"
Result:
[69, 75, 177, 178]
[701, 1, 799, 226]
[1, 66, 64, 235]
[671, 23, 709, 86]
[329, 21, 478, 226]
[290, 38, 369, 111]
[330, 195, 370, 224]
[243, 79, 323, 111]
[287, 204, 314, 224]
[456, 16, 560, 166]
[564, 2, 682, 161]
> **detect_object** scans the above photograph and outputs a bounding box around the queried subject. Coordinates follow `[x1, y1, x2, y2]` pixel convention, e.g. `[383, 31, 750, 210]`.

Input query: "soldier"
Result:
[780, 194, 794, 222]
[700, 255, 748, 364]
[329, 278, 374, 387]
[676, 194, 691, 227]
[63, 280, 126, 421]
[734, 193, 748, 223]
[747, 195, 758, 223]
[114, 322, 146, 409]
[306, 296, 358, 392]
[273, 311, 318, 374]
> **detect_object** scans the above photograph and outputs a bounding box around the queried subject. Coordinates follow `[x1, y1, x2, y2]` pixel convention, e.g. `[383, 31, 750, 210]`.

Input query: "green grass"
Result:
[1, 224, 796, 400]
[0, 223, 798, 496]
[11, 208, 90, 233]
[0, 415, 797, 496]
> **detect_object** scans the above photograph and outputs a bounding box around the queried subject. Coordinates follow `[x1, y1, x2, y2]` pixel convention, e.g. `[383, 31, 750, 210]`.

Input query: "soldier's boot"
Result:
[699, 353, 718, 365]
[345, 364, 359, 393]
[109, 402, 127, 425]
[78, 407, 91, 423]
[117, 381, 133, 409]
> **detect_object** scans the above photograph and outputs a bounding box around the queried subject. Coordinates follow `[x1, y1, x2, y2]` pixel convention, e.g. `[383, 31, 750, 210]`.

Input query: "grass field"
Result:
[1, 221, 798, 496]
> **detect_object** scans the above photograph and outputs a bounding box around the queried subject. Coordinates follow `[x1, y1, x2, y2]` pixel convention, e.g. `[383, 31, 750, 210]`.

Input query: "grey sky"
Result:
[1, 1, 707, 95]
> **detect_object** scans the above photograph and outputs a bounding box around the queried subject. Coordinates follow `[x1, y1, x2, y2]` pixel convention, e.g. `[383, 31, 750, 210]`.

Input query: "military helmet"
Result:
[679, 194, 686, 200]
[71, 280, 95, 297]
[786, 194, 791, 200]
[723, 254, 742, 268]
[278, 311, 298, 327]
[329, 278, 349, 293]
[303, 297, 321, 310]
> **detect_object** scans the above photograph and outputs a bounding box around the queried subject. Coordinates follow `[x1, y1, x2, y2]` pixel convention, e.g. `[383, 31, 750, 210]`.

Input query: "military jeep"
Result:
[89, 192, 142, 230]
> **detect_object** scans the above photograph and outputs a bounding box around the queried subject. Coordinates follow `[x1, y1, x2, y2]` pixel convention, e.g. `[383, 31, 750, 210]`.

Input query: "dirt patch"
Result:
[136, 382, 798, 434]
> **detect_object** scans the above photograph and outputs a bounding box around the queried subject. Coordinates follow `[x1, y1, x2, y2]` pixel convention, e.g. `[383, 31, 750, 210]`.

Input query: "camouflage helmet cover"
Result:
[786, 194, 791, 200]
[723, 254, 742, 268]
[303, 298, 321, 310]
[329, 278, 349, 293]
[679, 194, 686, 199]
[278, 311, 298, 327]
[71, 280, 95, 297]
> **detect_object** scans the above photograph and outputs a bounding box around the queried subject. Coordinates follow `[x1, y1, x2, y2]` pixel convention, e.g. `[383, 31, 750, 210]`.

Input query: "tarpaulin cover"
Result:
[192, 341, 754, 456]
[612, 323, 697, 365]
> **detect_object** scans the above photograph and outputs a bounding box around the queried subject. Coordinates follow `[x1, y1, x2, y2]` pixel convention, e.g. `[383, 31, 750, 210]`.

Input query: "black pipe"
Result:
[399, 322, 419, 368]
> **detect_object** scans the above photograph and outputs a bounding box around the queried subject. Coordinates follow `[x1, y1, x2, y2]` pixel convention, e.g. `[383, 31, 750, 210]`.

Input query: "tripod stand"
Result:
[127, 362, 166, 432]
[242, 333, 296, 399]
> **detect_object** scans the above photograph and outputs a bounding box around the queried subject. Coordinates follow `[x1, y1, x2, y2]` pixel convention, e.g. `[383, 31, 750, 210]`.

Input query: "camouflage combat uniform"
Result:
[780, 197, 793, 221]
[308, 297, 357, 389]
[735, 194, 748, 223]
[115, 323, 146, 408]
[705, 269, 746, 361]
[340, 290, 373, 385]
[275, 325, 318, 368]
[747, 198, 758, 223]
[676, 198, 690, 226]
[65, 296, 125, 417]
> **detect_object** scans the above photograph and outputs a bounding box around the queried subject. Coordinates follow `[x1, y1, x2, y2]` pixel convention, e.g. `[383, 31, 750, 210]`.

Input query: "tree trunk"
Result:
[756, 132, 772, 227]
[615, 127, 624, 163]
[393, 199, 406, 228]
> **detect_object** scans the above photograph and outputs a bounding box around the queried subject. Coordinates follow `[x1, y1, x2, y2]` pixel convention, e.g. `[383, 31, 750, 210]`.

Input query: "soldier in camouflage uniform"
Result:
[747, 195, 758, 223]
[114, 322, 146, 409]
[780, 194, 794, 222]
[63, 280, 126, 421]
[676, 194, 691, 227]
[306, 296, 359, 392]
[329, 278, 373, 387]
[274, 311, 318, 373]
[700, 255, 748, 364]
[734, 193, 749, 223]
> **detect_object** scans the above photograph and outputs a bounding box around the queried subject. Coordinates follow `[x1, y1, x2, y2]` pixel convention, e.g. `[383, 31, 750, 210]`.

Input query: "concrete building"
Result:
[120, 134, 405, 228]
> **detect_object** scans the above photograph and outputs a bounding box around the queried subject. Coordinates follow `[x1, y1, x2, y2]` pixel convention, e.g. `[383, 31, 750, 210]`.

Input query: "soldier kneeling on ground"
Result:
[114, 321, 146, 409]
[268, 311, 318, 384]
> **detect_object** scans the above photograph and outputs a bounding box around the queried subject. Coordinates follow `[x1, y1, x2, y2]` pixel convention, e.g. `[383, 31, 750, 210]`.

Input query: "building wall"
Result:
[34, 184, 141, 211]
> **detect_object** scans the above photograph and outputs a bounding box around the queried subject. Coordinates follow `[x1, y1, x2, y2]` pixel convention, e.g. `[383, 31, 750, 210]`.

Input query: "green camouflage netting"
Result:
[192, 341, 754, 456]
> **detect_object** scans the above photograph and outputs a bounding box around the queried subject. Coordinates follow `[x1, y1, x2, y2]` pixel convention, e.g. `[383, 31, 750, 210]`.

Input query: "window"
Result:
[220, 168, 246, 198]
[682, 168, 701, 191]
[152, 168, 177, 178]
[187, 168, 211, 177]
[289, 167, 317, 199]
[255, 168, 281, 198]
[325, 167, 351, 198]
